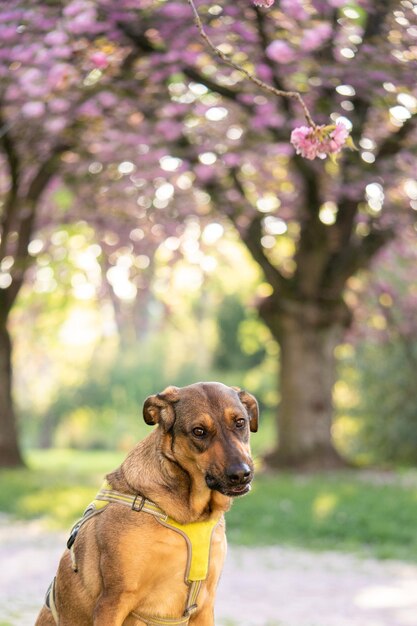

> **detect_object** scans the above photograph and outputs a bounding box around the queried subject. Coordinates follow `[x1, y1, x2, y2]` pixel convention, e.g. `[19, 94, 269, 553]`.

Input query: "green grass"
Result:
[227, 471, 417, 561]
[1, 450, 417, 562]
[0, 449, 124, 527]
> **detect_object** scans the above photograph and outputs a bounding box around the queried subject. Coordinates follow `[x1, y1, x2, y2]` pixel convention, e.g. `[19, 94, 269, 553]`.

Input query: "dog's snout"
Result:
[226, 462, 252, 485]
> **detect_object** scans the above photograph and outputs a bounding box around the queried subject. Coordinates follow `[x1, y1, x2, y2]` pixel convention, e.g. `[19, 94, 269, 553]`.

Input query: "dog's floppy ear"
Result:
[143, 386, 180, 431]
[233, 387, 259, 433]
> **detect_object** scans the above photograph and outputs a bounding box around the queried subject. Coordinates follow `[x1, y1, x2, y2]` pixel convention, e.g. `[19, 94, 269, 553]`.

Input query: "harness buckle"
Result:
[184, 604, 198, 617]
[67, 523, 81, 549]
[132, 494, 145, 512]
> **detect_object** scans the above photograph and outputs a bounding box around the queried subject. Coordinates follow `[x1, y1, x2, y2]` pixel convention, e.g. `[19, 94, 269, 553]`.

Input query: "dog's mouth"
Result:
[205, 473, 253, 497]
[223, 483, 252, 497]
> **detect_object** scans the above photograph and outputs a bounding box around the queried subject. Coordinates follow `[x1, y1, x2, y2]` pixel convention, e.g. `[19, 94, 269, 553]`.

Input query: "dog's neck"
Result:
[108, 430, 231, 524]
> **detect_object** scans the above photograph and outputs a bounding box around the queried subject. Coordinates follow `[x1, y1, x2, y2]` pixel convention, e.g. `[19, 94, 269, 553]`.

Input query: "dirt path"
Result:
[1, 517, 417, 626]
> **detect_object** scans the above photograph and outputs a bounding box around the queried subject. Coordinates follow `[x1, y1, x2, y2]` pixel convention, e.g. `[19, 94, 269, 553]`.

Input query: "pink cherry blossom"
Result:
[280, 0, 309, 20]
[49, 98, 71, 113]
[0, 26, 17, 41]
[291, 126, 325, 160]
[19, 68, 45, 98]
[47, 63, 77, 90]
[77, 100, 101, 117]
[327, 123, 349, 152]
[253, 0, 275, 7]
[21, 101, 46, 118]
[98, 91, 118, 108]
[51, 46, 72, 60]
[44, 30, 69, 46]
[66, 11, 97, 35]
[301, 23, 332, 51]
[256, 63, 273, 81]
[63, 0, 94, 18]
[223, 153, 241, 167]
[45, 117, 67, 133]
[194, 164, 215, 182]
[160, 3, 192, 19]
[290, 123, 350, 160]
[90, 52, 109, 69]
[266, 40, 296, 64]
[155, 119, 183, 141]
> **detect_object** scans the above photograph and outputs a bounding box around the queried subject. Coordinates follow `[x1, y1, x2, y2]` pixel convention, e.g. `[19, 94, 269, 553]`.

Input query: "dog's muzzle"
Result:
[206, 462, 253, 497]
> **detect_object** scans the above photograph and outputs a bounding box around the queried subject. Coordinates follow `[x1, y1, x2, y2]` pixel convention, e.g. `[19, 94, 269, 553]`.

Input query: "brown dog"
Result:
[35, 382, 258, 626]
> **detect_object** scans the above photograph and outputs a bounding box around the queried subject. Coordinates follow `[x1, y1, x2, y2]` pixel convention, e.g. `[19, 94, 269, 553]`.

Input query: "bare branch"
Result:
[323, 227, 395, 297]
[376, 115, 417, 160]
[252, 6, 294, 118]
[223, 169, 291, 293]
[186, 0, 317, 128]
[183, 66, 243, 104]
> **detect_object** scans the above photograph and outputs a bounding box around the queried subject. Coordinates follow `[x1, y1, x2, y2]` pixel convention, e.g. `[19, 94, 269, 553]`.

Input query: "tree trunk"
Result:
[0, 130, 69, 468]
[0, 321, 24, 467]
[261, 299, 350, 470]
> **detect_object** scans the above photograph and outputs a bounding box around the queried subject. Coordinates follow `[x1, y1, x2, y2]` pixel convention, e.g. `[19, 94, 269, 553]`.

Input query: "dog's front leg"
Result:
[190, 606, 215, 626]
[93, 591, 135, 626]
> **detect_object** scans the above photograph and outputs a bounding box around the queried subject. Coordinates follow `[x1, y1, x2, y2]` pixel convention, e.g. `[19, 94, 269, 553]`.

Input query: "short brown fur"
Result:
[35, 382, 258, 626]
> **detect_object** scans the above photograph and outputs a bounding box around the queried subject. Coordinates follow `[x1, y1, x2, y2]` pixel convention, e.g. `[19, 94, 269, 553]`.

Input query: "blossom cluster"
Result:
[290, 123, 350, 160]
[253, 0, 275, 7]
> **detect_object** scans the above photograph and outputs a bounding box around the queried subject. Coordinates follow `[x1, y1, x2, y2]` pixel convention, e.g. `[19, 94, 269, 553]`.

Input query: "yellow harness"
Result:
[46, 481, 222, 626]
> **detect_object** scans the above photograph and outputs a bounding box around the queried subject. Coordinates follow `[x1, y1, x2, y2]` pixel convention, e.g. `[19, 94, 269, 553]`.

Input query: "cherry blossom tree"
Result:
[113, 0, 417, 468]
[1, 0, 417, 469]
[0, 0, 194, 465]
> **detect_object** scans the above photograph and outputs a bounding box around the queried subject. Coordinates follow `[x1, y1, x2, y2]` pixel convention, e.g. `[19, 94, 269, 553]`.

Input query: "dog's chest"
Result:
[118, 517, 226, 617]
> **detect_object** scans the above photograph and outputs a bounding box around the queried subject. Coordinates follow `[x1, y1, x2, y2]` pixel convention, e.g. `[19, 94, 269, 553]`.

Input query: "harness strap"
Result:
[184, 579, 202, 616]
[130, 570, 201, 626]
[130, 611, 191, 626]
[95, 483, 168, 520]
[97, 482, 220, 583]
[45, 577, 59, 625]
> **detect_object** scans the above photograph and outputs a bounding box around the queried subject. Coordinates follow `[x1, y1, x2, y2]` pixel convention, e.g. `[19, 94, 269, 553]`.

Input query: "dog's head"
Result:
[143, 382, 258, 497]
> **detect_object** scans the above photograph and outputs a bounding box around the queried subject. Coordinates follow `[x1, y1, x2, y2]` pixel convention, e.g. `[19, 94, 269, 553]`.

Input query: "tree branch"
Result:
[332, 3, 395, 258]
[376, 114, 417, 160]
[3, 143, 69, 313]
[183, 66, 244, 104]
[323, 226, 395, 297]
[349, 1, 393, 143]
[224, 168, 291, 294]
[241, 213, 292, 295]
[186, 0, 316, 128]
[0, 109, 20, 262]
[252, 6, 292, 100]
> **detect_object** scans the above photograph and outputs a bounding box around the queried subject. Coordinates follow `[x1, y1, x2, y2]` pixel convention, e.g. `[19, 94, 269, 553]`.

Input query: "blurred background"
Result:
[1, 1, 417, 624]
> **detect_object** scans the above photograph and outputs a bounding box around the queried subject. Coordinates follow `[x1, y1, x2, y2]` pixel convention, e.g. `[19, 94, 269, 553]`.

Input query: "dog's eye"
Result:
[235, 418, 246, 429]
[192, 427, 206, 438]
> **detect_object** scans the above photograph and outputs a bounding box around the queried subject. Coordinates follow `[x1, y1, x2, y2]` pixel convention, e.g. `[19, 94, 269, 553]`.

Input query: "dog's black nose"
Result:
[226, 463, 252, 485]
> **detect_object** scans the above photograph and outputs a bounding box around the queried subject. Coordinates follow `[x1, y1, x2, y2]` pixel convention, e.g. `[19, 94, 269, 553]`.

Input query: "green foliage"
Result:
[32, 335, 210, 449]
[340, 339, 417, 465]
[34, 356, 270, 452]
[2, 451, 417, 563]
[19, 303, 278, 451]
[13, 221, 280, 452]
[52, 186, 74, 214]
[213, 295, 266, 371]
